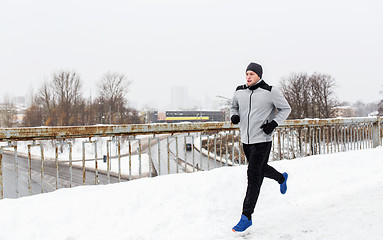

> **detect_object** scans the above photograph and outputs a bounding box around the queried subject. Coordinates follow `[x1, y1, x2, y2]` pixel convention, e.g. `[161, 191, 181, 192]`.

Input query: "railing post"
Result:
[372, 117, 381, 148]
[277, 129, 281, 160]
[0, 149, 3, 199]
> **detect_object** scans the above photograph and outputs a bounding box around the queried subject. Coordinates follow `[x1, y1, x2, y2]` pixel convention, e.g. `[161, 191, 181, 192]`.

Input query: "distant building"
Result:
[157, 112, 166, 122]
[333, 106, 355, 117]
[145, 111, 158, 123]
[15, 106, 27, 125]
[0, 103, 27, 127]
[141, 110, 158, 123]
[165, 110, 226, 123]
[134, 110, 228, 123]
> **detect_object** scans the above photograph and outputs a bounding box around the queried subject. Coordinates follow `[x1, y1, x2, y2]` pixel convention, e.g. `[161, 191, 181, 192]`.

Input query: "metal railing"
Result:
[270, 117, 382, 160]
[0, 117, 381, 199]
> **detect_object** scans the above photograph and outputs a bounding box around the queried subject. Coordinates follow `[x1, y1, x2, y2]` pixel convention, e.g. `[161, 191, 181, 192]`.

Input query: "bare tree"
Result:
[51, 71, 84, 125]
[97, 71, 132, 124]
[123, 107, 142, 124]
[24, 70, 85, 126]
[23, 102, 44, 127]
[309, 73, 337, 118]
[280, 72, 338, 119]
[38, 81, 53, 110]
[0, 95, 16, 127]
[34, 80, 54, 125]
[22, 70, 141, 126]
[280, 73, 310, 119]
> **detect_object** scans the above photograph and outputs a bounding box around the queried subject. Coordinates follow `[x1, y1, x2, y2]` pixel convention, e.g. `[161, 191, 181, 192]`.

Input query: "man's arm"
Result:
[230, 91, 240, 124]
[271, 87, 291, 125]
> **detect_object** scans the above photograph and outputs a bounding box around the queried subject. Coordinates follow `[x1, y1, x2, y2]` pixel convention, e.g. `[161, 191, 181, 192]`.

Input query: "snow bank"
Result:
[0, 147, 382, 240]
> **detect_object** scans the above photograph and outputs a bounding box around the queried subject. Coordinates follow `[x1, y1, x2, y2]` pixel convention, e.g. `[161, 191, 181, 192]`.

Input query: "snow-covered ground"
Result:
[0, 147, 382, 240]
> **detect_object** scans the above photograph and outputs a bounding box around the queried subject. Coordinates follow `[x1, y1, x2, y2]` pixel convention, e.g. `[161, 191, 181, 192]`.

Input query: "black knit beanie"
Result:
[246, 62, 263, 79]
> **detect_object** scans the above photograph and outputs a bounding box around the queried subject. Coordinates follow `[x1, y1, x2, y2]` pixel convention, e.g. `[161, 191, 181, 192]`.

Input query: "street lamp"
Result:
[216, 95, 231, 101]
[216, 95, 231, 121]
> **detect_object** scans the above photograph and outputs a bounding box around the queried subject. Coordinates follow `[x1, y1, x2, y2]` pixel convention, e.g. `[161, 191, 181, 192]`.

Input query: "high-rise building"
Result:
[171, 86, 188, 110]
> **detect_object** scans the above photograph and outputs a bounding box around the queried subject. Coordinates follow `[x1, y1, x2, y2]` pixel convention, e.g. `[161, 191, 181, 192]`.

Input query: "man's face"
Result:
[246, 70, 260, 86]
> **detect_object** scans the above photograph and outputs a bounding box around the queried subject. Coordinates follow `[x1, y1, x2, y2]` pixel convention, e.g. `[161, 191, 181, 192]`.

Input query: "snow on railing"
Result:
[0, 117, 381, 199]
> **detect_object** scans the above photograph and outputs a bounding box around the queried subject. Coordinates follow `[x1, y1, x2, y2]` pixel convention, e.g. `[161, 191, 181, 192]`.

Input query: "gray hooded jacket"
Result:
[230, 80, 291, 144]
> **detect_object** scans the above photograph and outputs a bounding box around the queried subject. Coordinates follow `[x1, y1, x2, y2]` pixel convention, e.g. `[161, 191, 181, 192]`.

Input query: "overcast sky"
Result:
[1, 0, 382, 109]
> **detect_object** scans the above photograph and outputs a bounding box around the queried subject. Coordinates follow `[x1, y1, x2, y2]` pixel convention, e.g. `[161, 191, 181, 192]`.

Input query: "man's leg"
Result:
[241, 142, 272, 220]
[264, 165, 285, 184]
[262, 143, 286, 184]
[262, 144, 288, 194]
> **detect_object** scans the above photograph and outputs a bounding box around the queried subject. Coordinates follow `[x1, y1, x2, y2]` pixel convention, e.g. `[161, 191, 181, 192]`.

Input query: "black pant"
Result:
[242, 141, 284, 220]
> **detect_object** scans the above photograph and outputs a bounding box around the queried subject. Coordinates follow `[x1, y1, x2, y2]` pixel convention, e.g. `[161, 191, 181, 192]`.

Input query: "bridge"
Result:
[0, 117, 381, 199]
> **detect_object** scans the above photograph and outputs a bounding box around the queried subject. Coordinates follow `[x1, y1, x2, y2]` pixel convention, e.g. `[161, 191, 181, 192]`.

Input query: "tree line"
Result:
[280, 72, 338, 119]
[280, 72, 383, 118]
[1, 70, 381, 128]
[22, 70, 142, 127]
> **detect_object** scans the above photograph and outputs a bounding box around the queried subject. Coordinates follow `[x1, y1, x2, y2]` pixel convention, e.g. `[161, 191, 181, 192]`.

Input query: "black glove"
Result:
[260, 120, 278, 134]
[231, 115, 240, 124]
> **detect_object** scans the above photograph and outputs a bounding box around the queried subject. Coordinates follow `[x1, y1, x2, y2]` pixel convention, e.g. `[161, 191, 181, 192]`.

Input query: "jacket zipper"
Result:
[247, 90, 253, 144]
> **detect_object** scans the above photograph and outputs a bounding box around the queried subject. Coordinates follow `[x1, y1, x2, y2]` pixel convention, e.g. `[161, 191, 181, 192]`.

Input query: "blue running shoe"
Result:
[232, 215, 252, 232]
[280, 172, 288, 194]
